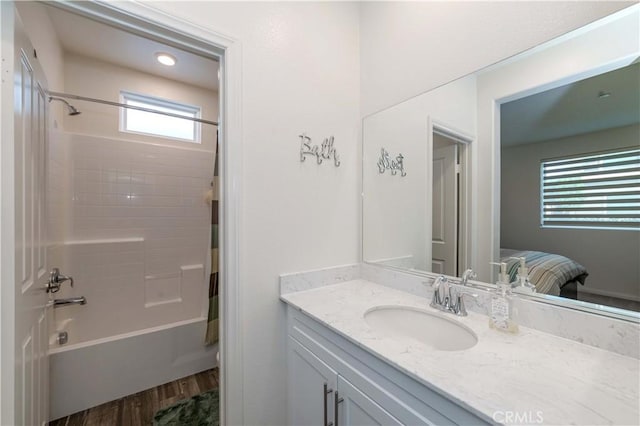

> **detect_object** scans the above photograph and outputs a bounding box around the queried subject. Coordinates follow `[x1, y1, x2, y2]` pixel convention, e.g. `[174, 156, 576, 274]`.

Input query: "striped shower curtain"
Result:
[205, 134, 219, 345]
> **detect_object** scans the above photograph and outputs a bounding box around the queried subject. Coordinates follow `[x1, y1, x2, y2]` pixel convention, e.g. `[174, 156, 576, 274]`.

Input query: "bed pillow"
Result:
[503, 250, 588, 296]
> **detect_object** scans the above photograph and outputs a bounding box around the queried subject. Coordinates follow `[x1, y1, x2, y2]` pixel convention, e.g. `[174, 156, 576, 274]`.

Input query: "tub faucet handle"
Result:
[47, 267, 74, 293]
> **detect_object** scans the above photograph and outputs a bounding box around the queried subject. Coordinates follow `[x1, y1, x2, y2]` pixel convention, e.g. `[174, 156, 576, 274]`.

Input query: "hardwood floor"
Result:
[49, 368, 219, 426]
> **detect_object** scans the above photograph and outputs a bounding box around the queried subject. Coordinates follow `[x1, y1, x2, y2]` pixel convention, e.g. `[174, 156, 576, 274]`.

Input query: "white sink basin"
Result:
[364, 306, 478, 351]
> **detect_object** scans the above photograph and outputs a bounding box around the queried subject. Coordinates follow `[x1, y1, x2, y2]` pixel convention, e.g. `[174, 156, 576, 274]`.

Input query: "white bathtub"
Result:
[49, 317, 217, 420]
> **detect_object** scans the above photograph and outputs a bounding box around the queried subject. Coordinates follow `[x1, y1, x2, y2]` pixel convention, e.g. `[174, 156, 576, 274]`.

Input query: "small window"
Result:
[540, 147, 640, 230]
[120, 91, 201, 142]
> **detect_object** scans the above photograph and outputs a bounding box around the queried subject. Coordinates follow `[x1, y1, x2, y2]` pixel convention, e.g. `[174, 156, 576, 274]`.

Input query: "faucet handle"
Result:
[422, 275, 447, 289]
[453, 289, 478, 316]
[47, 268, 74, 293]
[427, 275, 447, 308]
[431, 275, 447, 287]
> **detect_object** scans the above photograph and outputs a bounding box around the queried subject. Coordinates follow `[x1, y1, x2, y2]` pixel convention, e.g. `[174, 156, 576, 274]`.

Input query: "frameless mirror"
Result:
[500, 63, 639, 310]
[362, 5, 640, 318]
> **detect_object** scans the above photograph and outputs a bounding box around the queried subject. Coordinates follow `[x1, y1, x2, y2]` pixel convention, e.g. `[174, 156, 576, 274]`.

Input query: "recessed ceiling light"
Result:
[156, 52, 176, 67]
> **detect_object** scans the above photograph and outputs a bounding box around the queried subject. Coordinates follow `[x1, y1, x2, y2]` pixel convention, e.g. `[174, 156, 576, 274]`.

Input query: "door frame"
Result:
[426, 117, 473, 276]
[0, 3, 18, 422]
[0, 1, 245, 424]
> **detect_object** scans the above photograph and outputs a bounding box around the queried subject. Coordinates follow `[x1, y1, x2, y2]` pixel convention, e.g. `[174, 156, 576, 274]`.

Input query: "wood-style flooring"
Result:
[49, 368, 219, 426]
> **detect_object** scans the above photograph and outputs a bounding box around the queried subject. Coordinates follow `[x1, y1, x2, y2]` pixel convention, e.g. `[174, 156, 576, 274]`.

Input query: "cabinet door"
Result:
[289, 337, 337, 426]
[336, 376, 403, 426]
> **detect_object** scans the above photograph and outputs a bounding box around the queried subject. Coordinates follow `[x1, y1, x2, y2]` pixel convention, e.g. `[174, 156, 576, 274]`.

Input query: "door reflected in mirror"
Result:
[431, 131, 470, 277]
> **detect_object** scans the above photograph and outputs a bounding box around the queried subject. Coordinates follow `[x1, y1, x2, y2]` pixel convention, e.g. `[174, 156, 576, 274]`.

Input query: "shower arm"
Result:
[47, 91, 219, 126]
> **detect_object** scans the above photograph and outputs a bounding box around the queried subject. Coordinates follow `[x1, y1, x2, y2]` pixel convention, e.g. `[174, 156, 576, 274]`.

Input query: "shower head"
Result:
[48, 96, 81, 116]
[68, 105, 81, 116]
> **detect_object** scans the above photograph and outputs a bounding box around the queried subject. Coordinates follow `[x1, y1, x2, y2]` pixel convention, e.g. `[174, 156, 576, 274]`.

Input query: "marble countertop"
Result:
[281, 279, 640, 425]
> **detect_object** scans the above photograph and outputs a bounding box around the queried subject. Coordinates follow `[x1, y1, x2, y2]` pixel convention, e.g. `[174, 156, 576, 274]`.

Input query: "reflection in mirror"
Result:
[432, 130, 470, 277]
[363, 75, 476, 274]
[362, 4, 639, 319]
[499, 62, 640, 312]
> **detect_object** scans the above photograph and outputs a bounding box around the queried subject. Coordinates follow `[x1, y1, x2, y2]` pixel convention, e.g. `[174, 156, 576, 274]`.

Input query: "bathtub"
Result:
[49, 317, 217, 420]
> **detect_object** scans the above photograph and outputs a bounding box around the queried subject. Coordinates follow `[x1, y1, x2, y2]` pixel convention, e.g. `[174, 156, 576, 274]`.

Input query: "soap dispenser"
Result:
[510, 256, 536, 294]
[489, 262, 519, 333]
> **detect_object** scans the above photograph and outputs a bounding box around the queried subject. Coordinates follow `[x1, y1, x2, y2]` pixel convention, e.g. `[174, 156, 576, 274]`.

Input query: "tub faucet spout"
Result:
[53, 296, 87, 308]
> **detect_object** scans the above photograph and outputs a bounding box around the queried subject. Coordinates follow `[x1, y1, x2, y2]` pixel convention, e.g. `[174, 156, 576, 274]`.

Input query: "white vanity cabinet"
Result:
[286, 306, 492, 426]
[289, 337, 401, 426]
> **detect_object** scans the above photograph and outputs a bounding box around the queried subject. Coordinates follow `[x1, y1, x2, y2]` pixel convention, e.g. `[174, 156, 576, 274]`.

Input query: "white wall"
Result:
[501, 124, 640, 300]
[142, 3, 361, 425]
[63, 53, 218, 152]
[360, 1, 636, 116]
[363, 75, 476, 271]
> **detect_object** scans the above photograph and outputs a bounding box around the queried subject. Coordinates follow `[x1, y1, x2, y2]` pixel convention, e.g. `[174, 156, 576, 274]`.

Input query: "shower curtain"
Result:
[205, 135, 219, 345]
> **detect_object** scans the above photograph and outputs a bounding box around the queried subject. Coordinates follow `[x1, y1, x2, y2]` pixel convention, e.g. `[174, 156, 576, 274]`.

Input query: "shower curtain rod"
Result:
[47, 91, 219, 126]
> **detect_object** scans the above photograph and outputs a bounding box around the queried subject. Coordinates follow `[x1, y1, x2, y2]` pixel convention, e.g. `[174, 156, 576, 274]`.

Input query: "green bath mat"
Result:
[153, 389, 219, 426]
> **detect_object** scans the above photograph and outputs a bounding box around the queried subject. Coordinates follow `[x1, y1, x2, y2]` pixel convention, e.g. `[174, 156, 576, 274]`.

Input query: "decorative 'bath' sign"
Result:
[299, 133, 340, 167]
[377, 148, 406, 177]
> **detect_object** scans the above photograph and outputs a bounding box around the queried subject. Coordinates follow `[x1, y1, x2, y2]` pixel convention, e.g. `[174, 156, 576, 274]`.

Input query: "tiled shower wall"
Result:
[47, 131, 70, 267]
[52, 132, 214, 343]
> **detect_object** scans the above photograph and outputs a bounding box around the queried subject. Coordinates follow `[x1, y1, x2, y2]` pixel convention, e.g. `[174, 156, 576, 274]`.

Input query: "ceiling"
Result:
[501, 62, 639, 147]
[45, 6, 219, 91]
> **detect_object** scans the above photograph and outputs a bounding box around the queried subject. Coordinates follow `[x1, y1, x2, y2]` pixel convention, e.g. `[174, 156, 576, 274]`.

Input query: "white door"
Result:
[288, 337, 338, 426]
[432, 141, 458, 276]
[335, 375, 402, 426]
[6, 10, 51, 426]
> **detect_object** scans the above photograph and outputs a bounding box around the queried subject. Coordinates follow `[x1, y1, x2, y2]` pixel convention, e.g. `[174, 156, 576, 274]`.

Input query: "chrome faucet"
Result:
[53, 296, 87, 308]
[428, 275, 476, 316]
[429, 275, 448, 309]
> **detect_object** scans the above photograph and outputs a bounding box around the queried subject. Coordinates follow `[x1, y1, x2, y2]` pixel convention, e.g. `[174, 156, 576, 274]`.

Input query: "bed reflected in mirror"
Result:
[499, 63, 640, 312]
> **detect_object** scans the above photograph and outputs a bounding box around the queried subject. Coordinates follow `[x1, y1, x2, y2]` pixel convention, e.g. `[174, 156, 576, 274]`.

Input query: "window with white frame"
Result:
[120, 91, 201, 142]
[540, 147, 640, 230]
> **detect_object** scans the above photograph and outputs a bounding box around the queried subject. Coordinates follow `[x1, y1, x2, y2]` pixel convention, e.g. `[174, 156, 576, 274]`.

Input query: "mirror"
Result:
[362, 5, 639, 317]
[500, 63, 639, 311]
